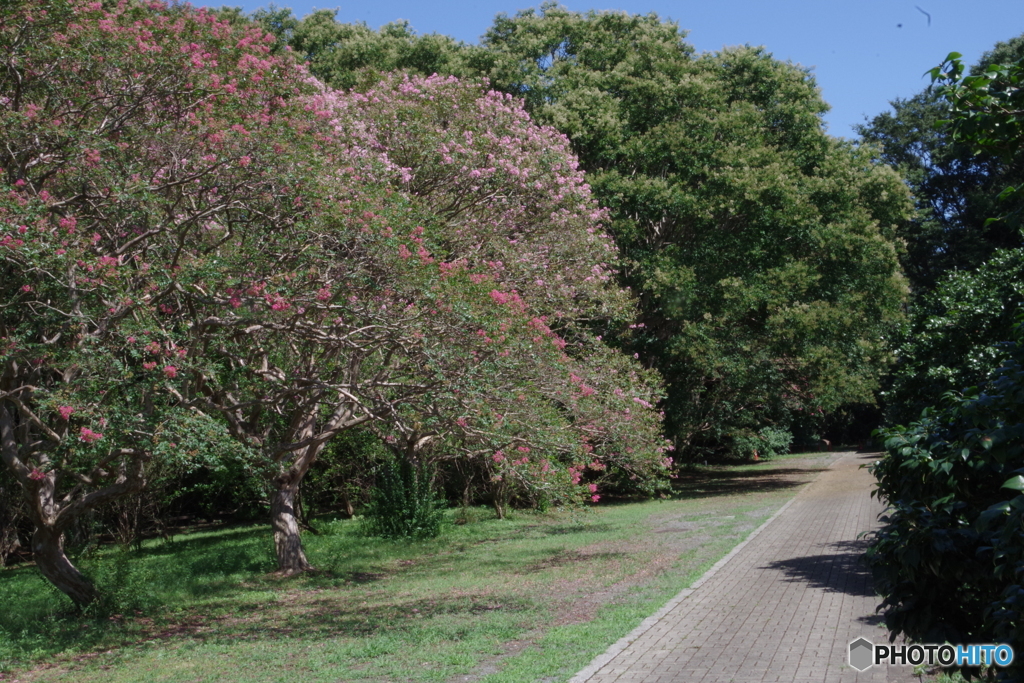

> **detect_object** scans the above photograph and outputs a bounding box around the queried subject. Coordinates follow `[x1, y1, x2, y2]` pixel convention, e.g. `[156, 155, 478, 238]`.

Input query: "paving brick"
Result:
[569, 453, 918, 683]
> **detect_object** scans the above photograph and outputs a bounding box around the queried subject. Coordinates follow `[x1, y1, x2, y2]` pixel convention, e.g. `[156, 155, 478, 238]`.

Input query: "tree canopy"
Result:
[856, 35, 1024, 293]
[478, 5, 911, 456]
[1, 0, 668, 603]
[272, 3, 912, 457]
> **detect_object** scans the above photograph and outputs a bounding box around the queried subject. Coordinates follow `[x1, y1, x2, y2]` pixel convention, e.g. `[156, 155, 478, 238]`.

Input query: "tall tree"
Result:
[856, 34, 1024, 292]
[867, 46, 1024, 676]
[3, 0, 670, 592]
[0, 0, 307, 605]
[477, 5, 911, 456]
[859, 35, 1024, 423]
[189, 4, 913, 457]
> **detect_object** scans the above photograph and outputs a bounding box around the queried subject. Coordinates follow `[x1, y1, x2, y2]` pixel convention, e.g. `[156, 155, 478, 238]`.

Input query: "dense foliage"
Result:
[362, 457, 446, 539]
[1, 0, 668, 604]
[868, 321, 1024, 677]
[855, 36, 1024, 292]
[0, 0, 311, 605]
[867, 45, 1024, 677]
[859, 37, 1024, 425]
[275, 4, 912, 458]
[883, 250, 1024, 425]
[478, 6, 911, 457]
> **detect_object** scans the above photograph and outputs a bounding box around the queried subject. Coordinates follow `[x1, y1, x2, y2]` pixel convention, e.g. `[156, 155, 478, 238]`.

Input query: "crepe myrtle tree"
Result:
[0, 0, 339, 603]
[2, 0, 668, 585]
[372, 277, 671, 518]
[328, 74, 670, 505]
[333, 73, 627, 315]
[179, 73, 668, 572]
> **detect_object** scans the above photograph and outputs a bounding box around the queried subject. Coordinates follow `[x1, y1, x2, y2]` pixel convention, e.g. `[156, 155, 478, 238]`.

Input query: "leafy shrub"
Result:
[80, 549, 160, 617]
[363, 458, 447, 540]
[867, 317, 1024, 678]
[730, 426, 793, 460]
[883, 248, 1024, 425]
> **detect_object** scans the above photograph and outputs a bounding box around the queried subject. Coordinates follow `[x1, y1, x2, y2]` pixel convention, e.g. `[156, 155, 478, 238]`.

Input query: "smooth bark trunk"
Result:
[32, 525, 99, 608]
[270, 481, 311, 574]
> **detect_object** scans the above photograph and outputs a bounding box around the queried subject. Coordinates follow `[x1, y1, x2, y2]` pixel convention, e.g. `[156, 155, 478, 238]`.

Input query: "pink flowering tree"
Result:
[0, 0, 333, 604]
[320, 75, 671, 517]
[183, 73, 670, 568]
[2, 0, 670, 594]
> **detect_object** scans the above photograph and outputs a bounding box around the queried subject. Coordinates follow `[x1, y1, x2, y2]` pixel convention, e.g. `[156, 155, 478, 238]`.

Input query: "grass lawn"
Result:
[0, 452, 841, 683]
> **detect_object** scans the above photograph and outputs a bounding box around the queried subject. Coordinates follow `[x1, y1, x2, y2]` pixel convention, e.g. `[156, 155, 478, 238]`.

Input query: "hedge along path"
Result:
[569, 451, 917, 683]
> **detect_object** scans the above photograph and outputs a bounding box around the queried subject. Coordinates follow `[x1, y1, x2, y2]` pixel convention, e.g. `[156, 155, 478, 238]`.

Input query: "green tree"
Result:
[856, 34, 1024, 292]
[477, 5, 911, 457]
[188, 4, 913, 458]
[289, 10, 479, 91]
[867, 45, 1024, 676]
[883, 249, 1024, 425]
[867, 36, 1024, 424]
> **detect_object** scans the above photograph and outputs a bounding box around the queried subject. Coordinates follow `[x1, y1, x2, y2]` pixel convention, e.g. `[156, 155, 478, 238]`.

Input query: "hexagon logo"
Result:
[849, 637, 874, 671]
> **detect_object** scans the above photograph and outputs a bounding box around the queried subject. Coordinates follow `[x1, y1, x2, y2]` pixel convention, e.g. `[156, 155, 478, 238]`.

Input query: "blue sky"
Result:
[211, 0, 1024, 138]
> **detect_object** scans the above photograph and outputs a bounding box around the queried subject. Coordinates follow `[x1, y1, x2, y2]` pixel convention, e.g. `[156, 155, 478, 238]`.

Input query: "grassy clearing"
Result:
[0, 452, 838, 683]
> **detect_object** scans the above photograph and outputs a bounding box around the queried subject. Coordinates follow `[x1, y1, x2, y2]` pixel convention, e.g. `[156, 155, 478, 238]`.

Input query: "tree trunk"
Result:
[32, 525, 99, 608]
[270, 480, 311, 574]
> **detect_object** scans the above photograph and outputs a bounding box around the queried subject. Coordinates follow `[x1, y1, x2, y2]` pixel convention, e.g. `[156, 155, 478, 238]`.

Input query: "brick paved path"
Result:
[570, 452, 915, 683]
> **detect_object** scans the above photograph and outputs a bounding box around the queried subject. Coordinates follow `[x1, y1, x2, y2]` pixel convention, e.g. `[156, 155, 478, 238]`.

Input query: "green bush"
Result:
[730, 426, 793, 460]
[867, 317, 1024, 678]
[363, 458, 447, 540]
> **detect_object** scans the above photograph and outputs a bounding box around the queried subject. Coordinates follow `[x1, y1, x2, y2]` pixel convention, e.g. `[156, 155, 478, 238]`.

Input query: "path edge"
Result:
[567, 488, 804, 683]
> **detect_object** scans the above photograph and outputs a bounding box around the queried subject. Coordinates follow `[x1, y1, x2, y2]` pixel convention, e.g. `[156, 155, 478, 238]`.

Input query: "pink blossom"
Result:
[397, 244, 412, 259]
[20, 285, 31, 293]
[591, 495, 601, 503]
[58, 406, 74, 421]
[163, 365, 177, 379]
[143, 362, 157, 370]
[28, 468, 46, 481]
[79, 427, 104, 443]
[238, 155, 252, 167]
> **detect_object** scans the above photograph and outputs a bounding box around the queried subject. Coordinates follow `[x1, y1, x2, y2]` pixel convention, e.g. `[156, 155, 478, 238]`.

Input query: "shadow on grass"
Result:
[539, 523, 614, 536]
[672, 466, 828, 498]
[133, 524, 269, 558]
[762, 539, 876, 598]
[519, 548, 627, 573]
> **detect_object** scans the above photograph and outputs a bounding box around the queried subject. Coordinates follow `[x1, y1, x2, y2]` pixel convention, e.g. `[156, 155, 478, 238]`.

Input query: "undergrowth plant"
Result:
[363, 458, 446, 540]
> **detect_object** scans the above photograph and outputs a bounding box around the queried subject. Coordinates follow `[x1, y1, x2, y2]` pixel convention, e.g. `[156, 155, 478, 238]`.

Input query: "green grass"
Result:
[0, 452, 836, 683]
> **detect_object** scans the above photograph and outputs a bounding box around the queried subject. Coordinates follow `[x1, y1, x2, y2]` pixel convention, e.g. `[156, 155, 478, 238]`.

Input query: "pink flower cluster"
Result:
[79, 427, 104, 443]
